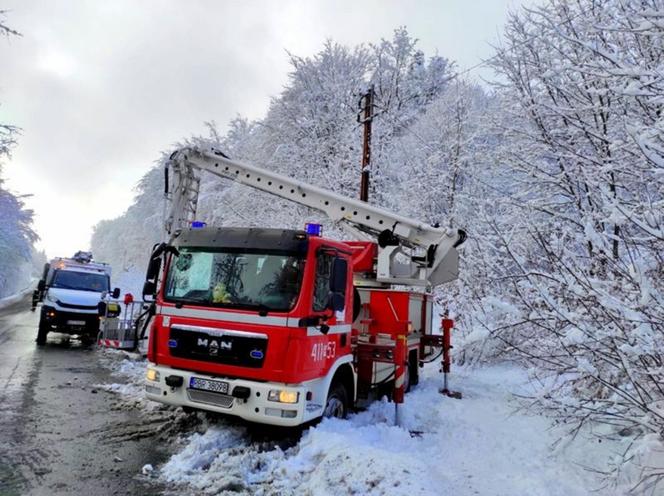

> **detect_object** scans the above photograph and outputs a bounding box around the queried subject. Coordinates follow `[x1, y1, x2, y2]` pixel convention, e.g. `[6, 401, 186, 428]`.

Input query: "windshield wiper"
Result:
[256, 304, 270, 317]
[169, 297, 279, 314]
[171, 296, 208, 308]
[223, 302, 271, 314]
[211, 301, 273, 316]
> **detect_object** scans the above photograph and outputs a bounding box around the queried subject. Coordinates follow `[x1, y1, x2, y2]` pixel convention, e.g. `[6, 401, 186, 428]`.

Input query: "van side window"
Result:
[313, 251, 334, 311]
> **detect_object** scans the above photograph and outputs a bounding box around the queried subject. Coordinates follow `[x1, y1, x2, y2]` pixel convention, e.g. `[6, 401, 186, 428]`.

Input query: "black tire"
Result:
[405, 352, 419, 392]
[323, 381, 349, 419]
[403, 363, 411, 393]
[36, 319, 48, 345]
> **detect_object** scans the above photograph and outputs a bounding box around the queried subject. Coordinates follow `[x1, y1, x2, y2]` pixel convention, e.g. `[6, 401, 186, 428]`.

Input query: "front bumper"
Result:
[145, 364, 313, 427]
[41, 306, 100, 334]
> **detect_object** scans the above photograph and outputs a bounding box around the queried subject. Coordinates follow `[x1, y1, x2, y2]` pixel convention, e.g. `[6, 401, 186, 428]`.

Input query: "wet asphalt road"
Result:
[0, 296, 171, 496]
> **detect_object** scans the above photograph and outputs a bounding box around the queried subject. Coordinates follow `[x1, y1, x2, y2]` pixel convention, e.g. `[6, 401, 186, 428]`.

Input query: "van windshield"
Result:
[164, 248, 304, 312]
[52, 270, 110, 292]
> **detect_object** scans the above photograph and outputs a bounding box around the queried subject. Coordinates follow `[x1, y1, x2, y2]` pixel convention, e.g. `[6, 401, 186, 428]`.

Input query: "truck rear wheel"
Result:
[323, 382, 348, 419]
[404, 352, 419, 393]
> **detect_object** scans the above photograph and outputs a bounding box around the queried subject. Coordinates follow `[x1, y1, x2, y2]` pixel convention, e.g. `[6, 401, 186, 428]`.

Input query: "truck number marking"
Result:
[311, 342, 336, 362]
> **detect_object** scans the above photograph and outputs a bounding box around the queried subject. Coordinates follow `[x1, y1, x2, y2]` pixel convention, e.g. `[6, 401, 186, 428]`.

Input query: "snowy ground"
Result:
[97, 351, 150, 403]
[102, 353, 621, 496]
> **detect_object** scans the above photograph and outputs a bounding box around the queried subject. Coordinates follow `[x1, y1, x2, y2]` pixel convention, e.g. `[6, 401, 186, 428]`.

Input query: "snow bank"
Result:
[0, 285, 33, 310]
[94, 345, 619, 494]
[157, 364, 612, 495]
[95, 350, 162, 409]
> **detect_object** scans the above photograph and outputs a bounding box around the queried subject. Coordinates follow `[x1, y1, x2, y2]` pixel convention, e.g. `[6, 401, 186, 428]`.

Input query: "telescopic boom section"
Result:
[164, 147, 465, 287]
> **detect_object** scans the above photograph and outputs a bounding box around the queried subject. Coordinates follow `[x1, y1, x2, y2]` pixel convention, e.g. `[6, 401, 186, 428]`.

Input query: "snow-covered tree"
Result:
[484, 0, 664, 489]
[0, 12, 38, 299]
[0, 10, 19, 158]
[92, 29, 454, 268]
[90, 8, 664, 491]
[0, 185, 39, 297]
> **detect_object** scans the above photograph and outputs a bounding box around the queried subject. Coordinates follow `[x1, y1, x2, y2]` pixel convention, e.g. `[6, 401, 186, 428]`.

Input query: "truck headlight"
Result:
[146, 368, 160, 382]
[45, 293, 57, 303]
[268, 389, 299, 404]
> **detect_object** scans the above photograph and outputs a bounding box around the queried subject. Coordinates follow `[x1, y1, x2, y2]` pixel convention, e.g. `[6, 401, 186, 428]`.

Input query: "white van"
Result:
[32, 251, 119, 344]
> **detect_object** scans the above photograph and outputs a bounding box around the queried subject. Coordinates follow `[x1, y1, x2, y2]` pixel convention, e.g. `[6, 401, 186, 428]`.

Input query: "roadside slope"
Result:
[107, 362, 616, 495]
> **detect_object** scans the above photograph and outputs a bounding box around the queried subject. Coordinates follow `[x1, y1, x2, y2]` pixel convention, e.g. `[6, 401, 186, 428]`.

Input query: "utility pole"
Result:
[357, 85, 374, 202]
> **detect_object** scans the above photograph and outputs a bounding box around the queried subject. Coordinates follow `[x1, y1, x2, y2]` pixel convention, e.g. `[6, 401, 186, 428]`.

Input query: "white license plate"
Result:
[189, 377, 229, 394]
[67, 320, 86, 326]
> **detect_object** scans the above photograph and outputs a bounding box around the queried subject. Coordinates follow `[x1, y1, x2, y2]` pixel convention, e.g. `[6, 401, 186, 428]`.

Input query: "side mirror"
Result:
[143, 250, 164, 301]
[329, 258, 347, 293]
[37, 280, 46, 292]
[142, 280, 157, 300]
[111, 287, 121, 299]
[146, 256, 162, 282]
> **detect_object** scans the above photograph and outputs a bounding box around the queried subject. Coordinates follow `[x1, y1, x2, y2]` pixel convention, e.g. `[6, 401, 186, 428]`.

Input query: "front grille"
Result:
[187, 389, 234, 408]
[169, 327, 267, 368]
[57, 300, 98, 310]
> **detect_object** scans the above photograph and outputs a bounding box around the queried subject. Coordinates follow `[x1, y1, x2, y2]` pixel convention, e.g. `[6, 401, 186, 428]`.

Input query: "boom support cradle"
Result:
[164, 147, 464, 287]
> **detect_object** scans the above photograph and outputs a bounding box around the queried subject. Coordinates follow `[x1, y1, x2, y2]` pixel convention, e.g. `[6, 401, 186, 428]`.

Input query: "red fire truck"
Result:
[143, 147, 465, 426]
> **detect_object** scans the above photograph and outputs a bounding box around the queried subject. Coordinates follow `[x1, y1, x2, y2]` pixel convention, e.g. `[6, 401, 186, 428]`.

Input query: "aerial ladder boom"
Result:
[164, 147, 466, 287]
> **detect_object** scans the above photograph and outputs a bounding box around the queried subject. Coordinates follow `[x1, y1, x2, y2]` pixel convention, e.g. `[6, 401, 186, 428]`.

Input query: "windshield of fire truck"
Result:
[164, 248, 304, 312]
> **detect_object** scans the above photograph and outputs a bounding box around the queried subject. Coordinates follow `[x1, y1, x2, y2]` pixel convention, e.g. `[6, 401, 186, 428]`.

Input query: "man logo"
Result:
[197, 337, 232, 356]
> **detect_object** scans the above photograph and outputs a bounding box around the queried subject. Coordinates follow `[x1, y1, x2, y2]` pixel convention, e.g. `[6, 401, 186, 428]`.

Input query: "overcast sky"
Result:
[1, 0, 532, 259]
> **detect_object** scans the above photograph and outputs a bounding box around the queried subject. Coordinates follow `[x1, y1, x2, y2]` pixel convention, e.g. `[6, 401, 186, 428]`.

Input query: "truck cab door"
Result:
[305, 249, 351, 372]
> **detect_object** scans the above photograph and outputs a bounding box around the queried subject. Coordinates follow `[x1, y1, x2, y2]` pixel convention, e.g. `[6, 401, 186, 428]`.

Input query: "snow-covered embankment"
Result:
[109, 363, 613, 495]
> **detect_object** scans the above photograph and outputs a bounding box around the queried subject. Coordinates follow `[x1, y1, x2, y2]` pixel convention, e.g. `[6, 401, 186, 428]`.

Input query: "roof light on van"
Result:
[190, 221, 207, 229]
[305, 223, 322, 237]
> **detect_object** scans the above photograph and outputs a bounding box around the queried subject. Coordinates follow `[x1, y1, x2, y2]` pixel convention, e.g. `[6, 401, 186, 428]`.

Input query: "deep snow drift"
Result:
[103, 354, 619, 495]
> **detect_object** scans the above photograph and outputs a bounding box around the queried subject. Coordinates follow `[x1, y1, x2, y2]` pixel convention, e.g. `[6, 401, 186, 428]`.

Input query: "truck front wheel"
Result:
[323, 382, 348, 419]
[36, 320, 49, 345]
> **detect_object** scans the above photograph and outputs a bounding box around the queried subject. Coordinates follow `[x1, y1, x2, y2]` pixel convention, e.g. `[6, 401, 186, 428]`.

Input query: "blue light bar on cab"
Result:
[305, 223, 322, 236]
[190, 221, 207, 229]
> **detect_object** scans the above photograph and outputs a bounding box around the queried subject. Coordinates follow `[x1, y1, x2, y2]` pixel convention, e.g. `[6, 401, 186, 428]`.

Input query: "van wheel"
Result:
[36, 320, 49, 345]
[323, 382, 348, 419]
